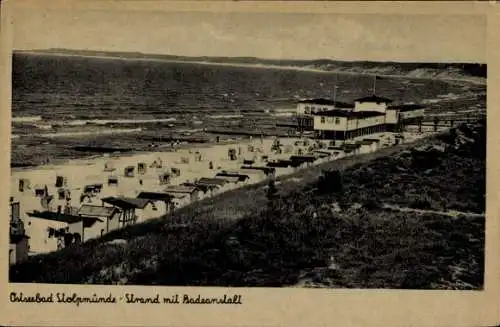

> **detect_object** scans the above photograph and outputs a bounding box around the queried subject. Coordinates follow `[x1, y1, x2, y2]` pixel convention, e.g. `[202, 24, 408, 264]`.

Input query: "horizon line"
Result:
[12, 48, 487, 65]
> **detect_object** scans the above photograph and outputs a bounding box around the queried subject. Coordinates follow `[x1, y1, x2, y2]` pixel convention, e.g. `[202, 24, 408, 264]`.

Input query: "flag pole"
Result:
[372, 75, 377, 95]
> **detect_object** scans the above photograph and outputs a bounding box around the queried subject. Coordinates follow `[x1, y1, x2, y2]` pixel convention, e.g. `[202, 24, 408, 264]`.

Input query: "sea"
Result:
[11, 53, 486, 167]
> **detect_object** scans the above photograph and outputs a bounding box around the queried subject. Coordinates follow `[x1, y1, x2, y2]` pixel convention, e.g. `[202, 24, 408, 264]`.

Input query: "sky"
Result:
[10, 6, 487, 62]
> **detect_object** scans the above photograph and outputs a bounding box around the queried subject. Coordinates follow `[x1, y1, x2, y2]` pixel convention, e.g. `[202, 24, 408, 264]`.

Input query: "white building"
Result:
[313, 110, 387, 140]
[312, 95, 426, 140]
[296, 99, 354, 131]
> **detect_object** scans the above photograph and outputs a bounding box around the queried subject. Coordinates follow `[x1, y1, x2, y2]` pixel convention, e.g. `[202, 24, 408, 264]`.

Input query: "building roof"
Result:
[388, 104, 426, 112]
[213, 175, 241, 183]
[297, 98, 354, 108]
[137, 192, 174, 201]
[27, 211, 103, 224]
[313, 110, 385, 119]
[78, 205, 118, 218]
[354, 95, 393, 103]
[197, 177, 228, 186]
[216, 172, 250, 179]
[240, 165, 276, 174]
[163, 185, 199, 194]
[101, 197, 152, 209]
[289, 155, 317, 162]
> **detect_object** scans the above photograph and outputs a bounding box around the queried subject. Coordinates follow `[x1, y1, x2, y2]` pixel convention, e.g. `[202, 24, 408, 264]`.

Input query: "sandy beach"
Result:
[10, 128, 437, 255]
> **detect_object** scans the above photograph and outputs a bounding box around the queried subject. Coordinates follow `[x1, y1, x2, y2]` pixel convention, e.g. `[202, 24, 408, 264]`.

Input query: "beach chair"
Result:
[55, 175, 67, 188]
[228, 148, 237, 161]
[159, 173, 171, 185]
[104, 162, 116, 172]
[108, 176, 119, 186]
[171, 168, 181, 178]
[18, 178, 31, 192]
[124, 166, 135, 178]
[138, 162, 147, 175]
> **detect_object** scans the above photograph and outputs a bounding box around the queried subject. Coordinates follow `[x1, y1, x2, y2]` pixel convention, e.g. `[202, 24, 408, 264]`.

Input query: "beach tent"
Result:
[124, 166, 135, 178]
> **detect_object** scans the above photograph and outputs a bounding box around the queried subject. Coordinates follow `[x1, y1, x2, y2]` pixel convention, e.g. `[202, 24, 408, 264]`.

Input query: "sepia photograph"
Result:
[5, 3, 488, 292]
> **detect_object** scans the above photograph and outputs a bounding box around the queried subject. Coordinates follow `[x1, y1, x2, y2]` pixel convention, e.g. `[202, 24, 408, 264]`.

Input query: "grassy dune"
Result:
[10, 121, 485, 289]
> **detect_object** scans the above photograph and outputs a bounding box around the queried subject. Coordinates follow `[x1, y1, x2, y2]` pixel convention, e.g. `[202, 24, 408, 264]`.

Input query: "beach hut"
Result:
[163, 185, 203, 205]
[226, 169, 266, 181]
[195, 177, 228, 196]
[78, 204, 121, 238]
[137, 192, 173, 216]
[26, 211, 102, 253]
[18, 178, 31, 192]
[101, 197, 155, 226]
[289, 155, 316, 168]
[124, 166, 135, 178]
[212, 175, 240, 186]
[137, 162, 147, 175]
[216, 171, 250, 183]
[240, 165, 276, 178]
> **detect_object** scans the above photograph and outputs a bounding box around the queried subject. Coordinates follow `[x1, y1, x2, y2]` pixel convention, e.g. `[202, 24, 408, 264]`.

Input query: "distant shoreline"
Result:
[17, 51, 486, 86]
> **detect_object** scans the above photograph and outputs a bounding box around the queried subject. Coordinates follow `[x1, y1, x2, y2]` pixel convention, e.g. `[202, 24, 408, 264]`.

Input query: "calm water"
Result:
[12, 53, 472, 121]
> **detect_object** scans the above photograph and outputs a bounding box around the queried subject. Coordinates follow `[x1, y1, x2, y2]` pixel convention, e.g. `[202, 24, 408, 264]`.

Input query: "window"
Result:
[335, 118, 340, 124]
[321, 117, 326, 124]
